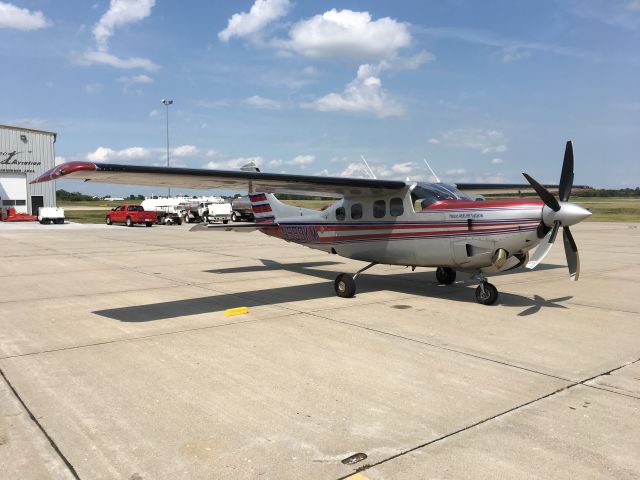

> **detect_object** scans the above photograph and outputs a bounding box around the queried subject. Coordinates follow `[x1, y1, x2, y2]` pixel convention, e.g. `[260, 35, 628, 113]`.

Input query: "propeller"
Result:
[523, 141, 590, 280]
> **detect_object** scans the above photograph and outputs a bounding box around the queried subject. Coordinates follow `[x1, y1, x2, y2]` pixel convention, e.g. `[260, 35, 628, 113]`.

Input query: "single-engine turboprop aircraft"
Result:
[33, 141, 591, 305]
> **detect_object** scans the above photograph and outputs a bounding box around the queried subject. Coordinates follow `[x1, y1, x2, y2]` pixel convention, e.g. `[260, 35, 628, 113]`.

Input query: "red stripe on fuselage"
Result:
[424, 199, 543, 210]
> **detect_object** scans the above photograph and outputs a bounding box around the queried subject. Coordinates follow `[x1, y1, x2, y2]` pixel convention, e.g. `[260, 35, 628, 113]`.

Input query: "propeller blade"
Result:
[563, 226, 580, 281]
[526, 222, 560, 270]
[559, 141, 574, 202]
[522, 173, 561, 212]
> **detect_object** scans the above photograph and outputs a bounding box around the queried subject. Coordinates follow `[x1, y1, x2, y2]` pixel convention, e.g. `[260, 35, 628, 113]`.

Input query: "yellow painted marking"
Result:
[223, 306, 249, 317]
[346, 474, 370, 480]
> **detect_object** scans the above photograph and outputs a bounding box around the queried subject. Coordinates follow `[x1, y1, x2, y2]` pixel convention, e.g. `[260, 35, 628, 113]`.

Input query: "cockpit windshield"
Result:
[411, 182, 475, 210]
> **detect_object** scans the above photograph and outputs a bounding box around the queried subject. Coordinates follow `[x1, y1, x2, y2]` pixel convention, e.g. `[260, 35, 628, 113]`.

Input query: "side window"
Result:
[390, 197, 404, 217]
[351, 203, 362, 220]
[373, 200, 386, 218]
[336, 207, 346, 221]
[116, 206, 124, 211]
[127, 205, 136, 211]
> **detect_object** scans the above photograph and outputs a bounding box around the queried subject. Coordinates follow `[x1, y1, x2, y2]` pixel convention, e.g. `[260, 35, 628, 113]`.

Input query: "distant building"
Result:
[0, 124, 56, 216]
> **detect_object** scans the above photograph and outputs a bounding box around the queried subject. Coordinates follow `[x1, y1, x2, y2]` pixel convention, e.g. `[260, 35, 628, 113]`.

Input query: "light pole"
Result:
[161, 98, 173, 197]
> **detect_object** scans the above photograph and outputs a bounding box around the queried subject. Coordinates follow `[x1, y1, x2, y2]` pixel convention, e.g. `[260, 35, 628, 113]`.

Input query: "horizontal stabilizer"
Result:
[189, 222, 278, 232]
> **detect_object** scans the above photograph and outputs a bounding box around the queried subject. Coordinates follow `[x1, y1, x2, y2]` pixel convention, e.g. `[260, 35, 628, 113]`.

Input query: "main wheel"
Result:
[126, 217, 133, 227]
[334, 273, 356, 298]
[475, 282, 498, 305]
[436, 267, 456, 285]
[106, 216, 112, 225]
[231, 212, 238, 222]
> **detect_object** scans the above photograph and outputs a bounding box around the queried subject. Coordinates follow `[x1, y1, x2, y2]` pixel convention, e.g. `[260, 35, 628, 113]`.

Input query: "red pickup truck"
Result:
[106, 204, 157, 227]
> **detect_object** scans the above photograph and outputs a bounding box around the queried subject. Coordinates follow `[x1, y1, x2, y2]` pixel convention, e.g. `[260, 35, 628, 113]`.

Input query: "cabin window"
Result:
[373, 200, 386, 218]
[336, 207, 346, 221]
[390, 197, 404, 216]
[351, 203, 363, 220]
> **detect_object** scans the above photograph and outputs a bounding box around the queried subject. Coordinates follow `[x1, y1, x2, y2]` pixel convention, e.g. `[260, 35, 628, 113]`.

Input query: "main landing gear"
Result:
[473, 272, 498, 306]
[334, 262, 377, 298]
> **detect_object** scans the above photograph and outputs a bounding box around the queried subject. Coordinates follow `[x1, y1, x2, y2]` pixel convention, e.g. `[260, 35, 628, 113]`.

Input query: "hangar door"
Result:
[0, 173, 28, 214]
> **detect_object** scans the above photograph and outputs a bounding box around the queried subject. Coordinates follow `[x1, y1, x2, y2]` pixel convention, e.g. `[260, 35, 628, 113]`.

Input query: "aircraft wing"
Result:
[32, 162, 407, 197]
[455, 182, 591, 195]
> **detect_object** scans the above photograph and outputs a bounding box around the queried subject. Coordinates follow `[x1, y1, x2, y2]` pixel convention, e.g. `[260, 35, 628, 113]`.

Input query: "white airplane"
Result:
[33, 141, 591, 305]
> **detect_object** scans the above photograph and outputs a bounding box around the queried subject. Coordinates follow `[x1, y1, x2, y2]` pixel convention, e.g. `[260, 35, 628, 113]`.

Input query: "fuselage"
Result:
[253, 186, 544, 271]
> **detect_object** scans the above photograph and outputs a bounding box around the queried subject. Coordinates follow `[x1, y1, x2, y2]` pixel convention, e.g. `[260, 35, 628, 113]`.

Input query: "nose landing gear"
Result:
[474, 272, 498, 305]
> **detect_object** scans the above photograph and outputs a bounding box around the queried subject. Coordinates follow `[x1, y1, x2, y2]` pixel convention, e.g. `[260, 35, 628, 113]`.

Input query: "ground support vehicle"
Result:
[200, 202, 232, 223]
[230, 196, 254, 222]
[106, 204, 157, 227]
[38, 207, 65, 224]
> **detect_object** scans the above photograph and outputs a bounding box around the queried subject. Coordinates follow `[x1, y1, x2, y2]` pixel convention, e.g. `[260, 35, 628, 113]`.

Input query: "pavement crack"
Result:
[0, 367, 81, 480]
[336, 356, 640, 479]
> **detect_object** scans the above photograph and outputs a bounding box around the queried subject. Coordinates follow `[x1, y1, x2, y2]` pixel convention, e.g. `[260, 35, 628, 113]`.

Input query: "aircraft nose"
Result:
[558, 202, 591, 226]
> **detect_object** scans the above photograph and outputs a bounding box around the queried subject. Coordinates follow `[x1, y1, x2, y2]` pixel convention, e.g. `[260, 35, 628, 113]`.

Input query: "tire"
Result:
[126, 217, 133, 227]
[231, 212, 238, 222]
[55, 218, 64, 224]
[222, 219, 229, 224]
[174, 218, 182, 226]
[436, 267, 456, 285]
[145, 222, 153, 227]
[475, 282, 498, 305]
[334, 273, 356, 298]
[43, 218, 51, 225]
[106, 216, 112, 225]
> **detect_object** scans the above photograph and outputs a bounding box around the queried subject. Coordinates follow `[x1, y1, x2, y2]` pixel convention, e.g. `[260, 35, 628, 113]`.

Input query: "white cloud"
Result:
[204, 156, 265, 170]
[116, 74, 153, 92]
[55, 156, 66, 166]
[437, 128, 508, 154]
[73, 50, 159, 71]
[629, 0, 640, 11]
[86, 145, 197, 162]
[391, 162, 415, 174]
[171, 145, 199, 157]
[93, 0, 155, 51]
[339, 162, 392, 178]
[205, 149, 218, 158]
[278, 9, 410, 60]
[446, 168, 467, 175]
[116, 74, 153, 84]
[491, 158, 504, 164]
[268, 159, 283, 167]
[306, 63, 404, 118]
[219, 0, 290, 42]
[288, 155, 315, 166]
[243, 95, 282, 110]
[0, 2, 50, 30]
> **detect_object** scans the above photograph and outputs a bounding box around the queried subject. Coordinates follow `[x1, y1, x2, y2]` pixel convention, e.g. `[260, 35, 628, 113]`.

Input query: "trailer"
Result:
[230, 196, 254, 222]
[38, 207, 65, 224]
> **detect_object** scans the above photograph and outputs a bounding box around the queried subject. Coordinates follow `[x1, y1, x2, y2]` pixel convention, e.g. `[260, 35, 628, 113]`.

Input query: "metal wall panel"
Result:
[0, 125, 57, 213]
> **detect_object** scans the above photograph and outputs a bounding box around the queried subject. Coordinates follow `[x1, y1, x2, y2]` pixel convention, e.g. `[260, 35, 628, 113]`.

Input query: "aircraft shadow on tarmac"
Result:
[94, 260, 570, 322]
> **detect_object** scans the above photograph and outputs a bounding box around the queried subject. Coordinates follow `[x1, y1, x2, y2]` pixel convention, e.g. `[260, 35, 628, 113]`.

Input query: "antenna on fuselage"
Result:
[423, 158, 440, 183]
[360, 154, 377, 179]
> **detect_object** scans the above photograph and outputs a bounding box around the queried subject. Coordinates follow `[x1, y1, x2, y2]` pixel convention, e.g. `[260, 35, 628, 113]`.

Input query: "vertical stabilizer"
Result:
[248, 193, 320, 223]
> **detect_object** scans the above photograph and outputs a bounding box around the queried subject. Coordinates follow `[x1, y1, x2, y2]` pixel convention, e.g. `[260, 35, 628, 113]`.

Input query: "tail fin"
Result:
[248, 193, 319, 223]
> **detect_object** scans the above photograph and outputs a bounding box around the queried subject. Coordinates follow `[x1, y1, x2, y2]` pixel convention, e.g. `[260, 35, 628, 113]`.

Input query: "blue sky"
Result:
[2, 0, 639, 195]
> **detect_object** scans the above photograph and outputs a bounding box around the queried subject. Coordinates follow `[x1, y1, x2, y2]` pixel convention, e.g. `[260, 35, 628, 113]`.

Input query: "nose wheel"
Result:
[475, 281, 498, 305]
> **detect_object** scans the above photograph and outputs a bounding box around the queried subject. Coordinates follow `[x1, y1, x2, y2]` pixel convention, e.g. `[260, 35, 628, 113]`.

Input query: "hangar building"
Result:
[0, 124, 57, 216]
